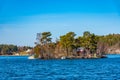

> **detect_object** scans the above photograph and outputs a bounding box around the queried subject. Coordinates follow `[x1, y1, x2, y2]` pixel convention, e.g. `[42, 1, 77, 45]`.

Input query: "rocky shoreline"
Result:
[107, 48, 120, 54]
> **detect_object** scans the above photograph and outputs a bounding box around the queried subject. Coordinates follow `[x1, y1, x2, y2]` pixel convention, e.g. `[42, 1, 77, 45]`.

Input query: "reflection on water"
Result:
[0, 55, 120, 80]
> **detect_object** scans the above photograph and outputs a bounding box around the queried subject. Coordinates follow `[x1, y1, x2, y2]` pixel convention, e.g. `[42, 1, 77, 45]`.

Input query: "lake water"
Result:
[0, 55, 120, 80]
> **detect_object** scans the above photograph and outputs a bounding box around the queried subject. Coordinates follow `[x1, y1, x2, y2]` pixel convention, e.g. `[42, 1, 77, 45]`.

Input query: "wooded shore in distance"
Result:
[0, 31, 120, 59]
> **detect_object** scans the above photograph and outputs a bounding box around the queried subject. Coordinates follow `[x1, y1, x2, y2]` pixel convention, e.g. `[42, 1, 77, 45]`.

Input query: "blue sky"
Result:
[0, 0, 120, 46]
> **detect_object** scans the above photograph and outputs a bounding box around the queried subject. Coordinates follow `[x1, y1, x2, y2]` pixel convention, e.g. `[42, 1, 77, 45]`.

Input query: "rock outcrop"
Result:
[107, 44, 120, 54]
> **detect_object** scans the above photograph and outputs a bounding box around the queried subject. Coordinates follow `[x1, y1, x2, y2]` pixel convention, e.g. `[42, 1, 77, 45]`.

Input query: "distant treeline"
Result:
[0, 44, 32, 55]
[34, 31, 120, 59]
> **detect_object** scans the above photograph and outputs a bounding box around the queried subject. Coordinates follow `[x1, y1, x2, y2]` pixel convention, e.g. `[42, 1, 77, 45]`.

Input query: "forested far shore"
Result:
[33, 31, 120, 59]
[0, 44, 33, 55]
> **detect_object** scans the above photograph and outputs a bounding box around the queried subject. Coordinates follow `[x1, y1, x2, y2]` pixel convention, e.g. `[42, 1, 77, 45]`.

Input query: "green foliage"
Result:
[34, 32, 53, 58]
[60, 32, 76, 55]
[1, 31, 120, 58]
[0, 44, 18, 55]
[34, 31, 120, 58]
[34, 31, 120, 59]
[41, 32, 52, 44]
[76, 31, 98, 54]
[34, 45, 41, 58]
[83, 31, 91, 38]
[96, 34, 120, 54]
[0, 44, 33, 55]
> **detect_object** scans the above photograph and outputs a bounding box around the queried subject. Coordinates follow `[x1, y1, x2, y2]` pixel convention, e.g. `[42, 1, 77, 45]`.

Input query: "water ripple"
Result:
[0, 55, 120, 80]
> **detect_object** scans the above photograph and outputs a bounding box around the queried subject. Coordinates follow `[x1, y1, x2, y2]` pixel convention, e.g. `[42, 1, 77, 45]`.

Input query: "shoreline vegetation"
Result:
[0, 31, 120, 59]
[32, 31, 120, 59]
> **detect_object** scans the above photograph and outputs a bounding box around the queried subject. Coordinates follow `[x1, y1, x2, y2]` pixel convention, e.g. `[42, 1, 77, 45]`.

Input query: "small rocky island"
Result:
[31, 31, 120, 59]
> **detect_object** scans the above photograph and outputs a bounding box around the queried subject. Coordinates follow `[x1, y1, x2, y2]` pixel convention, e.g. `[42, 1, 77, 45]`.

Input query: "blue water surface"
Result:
[0, 55, 120, 80]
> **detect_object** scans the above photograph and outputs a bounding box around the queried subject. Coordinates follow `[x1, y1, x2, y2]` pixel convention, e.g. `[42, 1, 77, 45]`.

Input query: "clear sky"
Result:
[0, 0, 120, 46]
